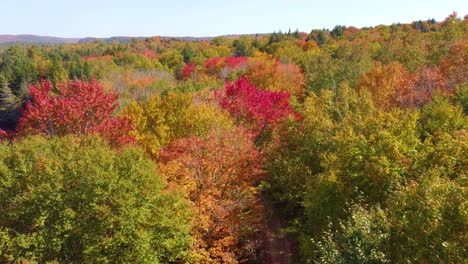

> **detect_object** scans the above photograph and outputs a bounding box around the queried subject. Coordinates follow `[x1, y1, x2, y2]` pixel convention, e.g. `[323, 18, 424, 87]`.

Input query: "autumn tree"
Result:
[123, 92, 234, 158]
[17, 79, 134, 147]
[203, 56, 248, 80]
[215, 78, 299, 140]
[243, 54, 306, 98]
[439, 40, 467, 88]
[355, 61, 415, 110]
[399, 66, 448, 108]
[181, 62, 196, 80]
[159, 128, 264, 263]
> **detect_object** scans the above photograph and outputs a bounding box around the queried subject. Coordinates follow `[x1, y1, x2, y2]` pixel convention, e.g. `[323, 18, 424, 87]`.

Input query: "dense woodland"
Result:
[0, 13, 466, 263]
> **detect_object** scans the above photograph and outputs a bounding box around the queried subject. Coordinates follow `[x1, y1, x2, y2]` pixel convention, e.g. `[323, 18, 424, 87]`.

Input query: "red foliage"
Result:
[225, 56, 249, 69]
[141, 48, 158, 60]
[399, 66, 449, 108]
[17, 79, 135, 147]
[216, 78, 300, 137]
[159, 128, 264, 262]
[343, 26, 362, 37]
[205, 57, 249, 76]
[205, 57, 224, 74]
[181, 62, 196, 79]
[203, 57, 249, 79]
[300, 32, 309, 39]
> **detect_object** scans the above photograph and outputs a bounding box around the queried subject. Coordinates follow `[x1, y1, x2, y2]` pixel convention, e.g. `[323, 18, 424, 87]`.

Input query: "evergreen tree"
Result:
[0, 81, 20, 130]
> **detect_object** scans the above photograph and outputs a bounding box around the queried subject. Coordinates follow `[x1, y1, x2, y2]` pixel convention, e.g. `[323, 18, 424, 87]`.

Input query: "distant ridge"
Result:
[0, 34, 80, 44]
[0, 34, 267, 44]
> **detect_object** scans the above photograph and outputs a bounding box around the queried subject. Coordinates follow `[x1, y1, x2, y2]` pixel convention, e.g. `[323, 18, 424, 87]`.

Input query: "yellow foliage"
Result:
[122, 92, 234, 159]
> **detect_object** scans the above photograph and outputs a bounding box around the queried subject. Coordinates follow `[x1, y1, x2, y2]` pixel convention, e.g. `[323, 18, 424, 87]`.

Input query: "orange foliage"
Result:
[134, 77, 153, 87]
[159, 128, 264, 263]
[301, 40, 320, 51]
[356, 62, 415, 109]
[440, 41, 468, 87]
[356, 61, 457, 109]
[243, 56, 306, 98]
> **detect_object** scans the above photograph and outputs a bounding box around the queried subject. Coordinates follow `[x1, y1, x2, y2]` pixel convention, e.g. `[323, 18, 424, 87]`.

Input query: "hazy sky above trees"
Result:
[1, 0, 466, 37]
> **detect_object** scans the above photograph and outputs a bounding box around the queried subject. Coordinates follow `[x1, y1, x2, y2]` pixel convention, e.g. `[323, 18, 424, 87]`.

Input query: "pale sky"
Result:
[0, 0, 466, 38]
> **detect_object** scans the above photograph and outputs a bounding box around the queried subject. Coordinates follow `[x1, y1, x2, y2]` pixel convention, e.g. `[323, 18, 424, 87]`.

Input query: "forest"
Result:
[0, 13, 466, 263]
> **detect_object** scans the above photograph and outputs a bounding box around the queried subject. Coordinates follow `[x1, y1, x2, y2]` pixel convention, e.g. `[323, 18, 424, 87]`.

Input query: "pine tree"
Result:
[0, 82, 21, 130]
[0, 83, 19, 112]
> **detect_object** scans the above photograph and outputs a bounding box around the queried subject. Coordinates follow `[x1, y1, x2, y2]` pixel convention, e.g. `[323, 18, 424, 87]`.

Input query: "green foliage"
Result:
[305, 204, 390, 264]
[307, 174, 467, 264]
[298, 52, 339, 92]
[454, 83, 468, 114]
[0, 83, 21, 129]
[0, 46, 38, 96]
[0, 136, 192, 263]
[159, 49, 184, 70]
[265, 84, 467, 262]
[331, 25, 347, 38]
[387, 172, 467, 263]
[182, 44, 196, 63]
[297, 43, 372, 93]
[67, 55, 91, 80]
[0, 84, 19, 110]
[306, 29, 329, 46]
[232, 37, 257, 57]
[420, 95, 467, 136]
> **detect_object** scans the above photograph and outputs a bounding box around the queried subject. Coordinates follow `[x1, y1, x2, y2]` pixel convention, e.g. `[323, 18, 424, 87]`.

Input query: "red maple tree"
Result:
[181, 62, 196, 79]
[17, 79, 134, 147]
[224, 56, 249, 69]
[215, 78, 300, 137]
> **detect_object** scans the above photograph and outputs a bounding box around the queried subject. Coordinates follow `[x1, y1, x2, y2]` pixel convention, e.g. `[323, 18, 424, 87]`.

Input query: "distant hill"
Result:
[0, 34, 80, 44]
[0, 34, 267, 44]
[78, 34, 266, 43]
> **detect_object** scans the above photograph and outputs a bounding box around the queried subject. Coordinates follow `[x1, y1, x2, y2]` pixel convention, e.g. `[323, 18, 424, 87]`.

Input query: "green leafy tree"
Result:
[232, 37, 257, 57]
[420, 95, 466, 136]
[0, 136, 193, 263]
[387, 171, 466, 263]
[306, 204, 390, 264]
[182, 44, 196, 63]
[454, 83, 468, 114]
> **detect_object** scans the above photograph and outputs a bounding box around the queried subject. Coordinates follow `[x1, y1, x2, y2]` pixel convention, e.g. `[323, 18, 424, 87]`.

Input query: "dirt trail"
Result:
[261, 211, 295, 264]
